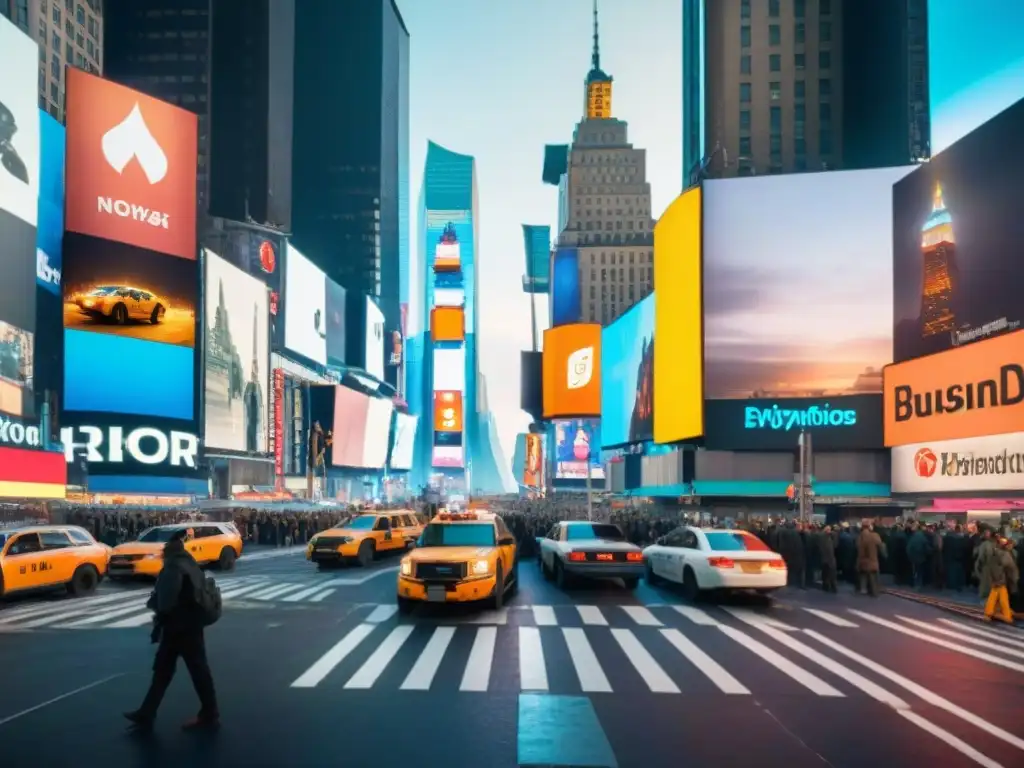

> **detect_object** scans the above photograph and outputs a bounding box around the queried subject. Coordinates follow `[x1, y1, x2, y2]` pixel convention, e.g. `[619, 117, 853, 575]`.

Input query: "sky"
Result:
[400, 0, 682, 474]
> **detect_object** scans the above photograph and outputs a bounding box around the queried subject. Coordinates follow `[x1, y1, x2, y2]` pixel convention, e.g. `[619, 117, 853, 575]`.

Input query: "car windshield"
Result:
[90, 286, 122, 296]
[343, 516, 376, 531]
[565, 524, 625, 542]
[419, 523, 495, 547]
[137, 527, 186, 543]
[704, 532, 771, 552]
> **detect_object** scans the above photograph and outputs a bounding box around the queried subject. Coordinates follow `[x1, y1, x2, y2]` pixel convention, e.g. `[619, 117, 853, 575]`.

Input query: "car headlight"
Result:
[400, 560, 412, 576]
[308, 537, 318, 547]
[471, 559, 490, 576]
[142, 553, 161, 560]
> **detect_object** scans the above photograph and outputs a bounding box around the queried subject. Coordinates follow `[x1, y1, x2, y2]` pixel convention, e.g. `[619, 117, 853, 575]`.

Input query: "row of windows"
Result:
[742, 0, 831, 19]
[585, 250, 653, 266]
[738, 130, 833, 159]
[578, 207, 646, 218]
[739, 77, 832, 105]
[575, 219, 648, 233]
[576, 153, 641, 166]
[47, 0, 97, 38]
[743, 20, 831, 48]
[740, 45, 832, 74]
[588, 266, 653, 286]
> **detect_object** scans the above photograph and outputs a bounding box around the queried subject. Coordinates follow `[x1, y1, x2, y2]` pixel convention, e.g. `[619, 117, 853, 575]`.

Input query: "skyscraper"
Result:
[920, 183, 957, 338]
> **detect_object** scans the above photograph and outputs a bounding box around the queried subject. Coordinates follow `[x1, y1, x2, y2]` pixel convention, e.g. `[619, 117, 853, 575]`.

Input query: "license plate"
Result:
[741, 563, 764, 574]
[316, 548, 335, 553]
[427, 586, 447, 603]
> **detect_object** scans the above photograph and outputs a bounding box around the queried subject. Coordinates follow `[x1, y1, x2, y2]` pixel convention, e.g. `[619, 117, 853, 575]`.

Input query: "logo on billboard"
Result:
[36, 249, 60, 287]
[60, 425, 199, 468]
[101, 104, 168, 184]
[744, 403, 857, 432]
[914, 448, 937, 477]
[259, 240, 276, 273]
[0, 416, 41, 448]
[567, 347, 593, 390]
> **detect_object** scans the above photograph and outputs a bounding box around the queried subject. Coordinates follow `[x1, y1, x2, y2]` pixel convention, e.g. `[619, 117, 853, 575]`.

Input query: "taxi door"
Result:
[183, 530, 206, 563]
[39, 530, 78, 584]
[389, 515, 411, 550]
[371, 516, 397, 551]
[1, 533, 58, 592]
[494, 518, 517, 575]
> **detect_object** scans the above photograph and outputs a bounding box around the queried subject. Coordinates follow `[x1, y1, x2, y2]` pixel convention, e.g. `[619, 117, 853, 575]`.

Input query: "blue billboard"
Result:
[36, 110, 64, 295]
[551, 247, 580, 326]
[930, 0, 1024, 153]
[600, 294, 654, 448]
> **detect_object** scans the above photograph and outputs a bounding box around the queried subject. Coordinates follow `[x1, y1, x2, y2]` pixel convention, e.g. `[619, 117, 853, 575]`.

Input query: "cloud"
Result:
[702, 262, 776, 317]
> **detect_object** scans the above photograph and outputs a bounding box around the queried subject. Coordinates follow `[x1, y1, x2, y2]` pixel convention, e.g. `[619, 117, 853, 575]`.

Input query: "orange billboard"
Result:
[433, 390, 463, 432]
[65, 69, 198, 261]
[431, 306, 465, 342]
[883, 329, 1024, 447]
[524, 433, 543, 488]
[543, 323, 601, 418]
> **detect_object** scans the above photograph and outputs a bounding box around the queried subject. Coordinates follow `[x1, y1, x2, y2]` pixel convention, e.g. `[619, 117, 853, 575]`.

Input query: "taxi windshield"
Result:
[420, 523, 495, 548]
[344, 516, 376, 531]
[138, 527, 186, 543]
[90, 286, 122, 296]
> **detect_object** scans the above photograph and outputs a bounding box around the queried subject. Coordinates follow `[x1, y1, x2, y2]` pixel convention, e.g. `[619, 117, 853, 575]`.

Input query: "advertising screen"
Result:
[434, 390, 463, 432]
[0, 18, 40, 227]
[551, 248, 581, 327]
[431, 306, 465, 343]
[892, 432, 1024, 494]
[362, 397, 394, 469]
[284, 243, 327, 366]
[704, 394, 884, 452]
[703, 167, 914, 402]
[60, 415, 202, 480]
[434, 288, 464, 307]
[0, 446, 66, 499]
[331, 386, 370, 467]
[64, 69, 198, 261]
[893, 101, 1024, 364]
[433, 348, 466, 392]
[432, 445, 464, 469]
[36, 110, 65, 295]
[654, 187, 703, 444]
[435, 239, 460, 271]
[0, 320, 34, 419]
[63, 234, 195, 420]
[883, 329, 1024, 447]
[930, 0, 1024, 154]
[543, 323, 601, 418]
[524, 433, 542, 487]
[554, 419, 605, 480]
[601, 295, 654, 447]
[203, 249, 269, 452]
[365, 297, 385, 380]
[326, 279, 346, 366]
[390, 413, 417, 471]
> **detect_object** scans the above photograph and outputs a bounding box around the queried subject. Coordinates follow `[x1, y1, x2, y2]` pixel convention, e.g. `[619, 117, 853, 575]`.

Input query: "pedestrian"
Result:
[982, 537, 1019, 625]
[818, 525, 838, 593]
[124, 529, 221, 730]
[856, 521, 886, 597]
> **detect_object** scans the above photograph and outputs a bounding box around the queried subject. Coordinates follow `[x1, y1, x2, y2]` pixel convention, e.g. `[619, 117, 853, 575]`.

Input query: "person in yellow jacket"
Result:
[982, 537, 1019, 625]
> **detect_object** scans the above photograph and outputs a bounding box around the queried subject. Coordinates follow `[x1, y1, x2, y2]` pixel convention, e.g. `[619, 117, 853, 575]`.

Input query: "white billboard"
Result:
[433, 348, 465, 392]
[891, 433, 1024, 494]
[284, 243, 327, 366]
[365, 297, 384, 380]
[0, 17, 41, 226]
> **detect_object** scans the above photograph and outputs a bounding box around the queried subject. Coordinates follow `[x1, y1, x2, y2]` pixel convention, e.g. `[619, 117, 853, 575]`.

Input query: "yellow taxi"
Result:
[108, 521, 243, 579]
[397, 511, 518, 613]
[307, 510, 425, 568]
[0, 524, 112, 599]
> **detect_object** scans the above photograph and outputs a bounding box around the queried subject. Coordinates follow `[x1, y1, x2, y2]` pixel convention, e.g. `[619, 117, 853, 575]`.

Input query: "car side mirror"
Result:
[500, 536, 515, 546]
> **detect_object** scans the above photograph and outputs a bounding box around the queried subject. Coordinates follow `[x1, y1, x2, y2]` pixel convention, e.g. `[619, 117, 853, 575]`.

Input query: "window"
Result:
[738, 163, 753, 177]
[819, 103, 832, 121]
[51, 30, 59, 50]
[795, 22, 805, 44]
[795, 137, 807, 155]
[52, 5, 60, 23]
[769, 53, 781, 72]
[739, 82, 751, 103]
[41, 531, 72, 549]
[770, 81, 781, 101]
[820, 0, 831, 13]
[49, 81, 59, 103]
[795, 53, 805, 71]
[66, 41, 72, 61]
[740, 0, 750, 18]
[795, 0, 805, 17]
[740, 54, 751, 74]
[705, 532, 772, 552]
[740, 26, 750, 47]
[820, 129, 832, 154]
[770, 134, 782, 153]
[795, 80, 806, 99]
[819, 51, 831, 69]
[739, 136, 751, 156]
[769, 24, 780, 45]
[820, 21, 832, 42]
[8, 533, 42, 555]
[768, 0, 780, 16]
[66, 528, 95, 545]
[566, 524, 625, 542]
[739, 109, 751, 130]
[795, 103, 806, 121]
[76, 3, 84, 24]
[50, 52, 59, 79]
[820, 78, 832, 96]
[770, 106, 782, 132]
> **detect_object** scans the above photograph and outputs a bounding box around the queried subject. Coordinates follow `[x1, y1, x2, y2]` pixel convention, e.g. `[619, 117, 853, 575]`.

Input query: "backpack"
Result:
[195, 575, 223, 626]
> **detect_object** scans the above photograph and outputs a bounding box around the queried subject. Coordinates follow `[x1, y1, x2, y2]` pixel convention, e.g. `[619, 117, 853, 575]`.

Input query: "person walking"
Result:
[857, 521, 886, 597]
[982, 537, 1019, 625]
[124, 530, 221, 730]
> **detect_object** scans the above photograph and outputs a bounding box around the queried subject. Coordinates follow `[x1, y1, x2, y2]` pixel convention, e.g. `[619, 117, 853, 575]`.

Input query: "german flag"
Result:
[0, 447, 67, 500]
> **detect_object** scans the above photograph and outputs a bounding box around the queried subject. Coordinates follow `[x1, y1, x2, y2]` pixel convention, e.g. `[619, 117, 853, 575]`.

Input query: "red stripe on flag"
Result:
[0, 447, 67, 485]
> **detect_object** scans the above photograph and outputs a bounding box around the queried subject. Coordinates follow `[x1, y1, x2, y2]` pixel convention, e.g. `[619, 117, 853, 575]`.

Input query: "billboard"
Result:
[0, 446, 66, 500]
[524, 432, 542, 487]
[434, 390, 463, 432]
[434, 288, 464, 307]
[284, 243, 327, 366]
[705, 395, 884, 452]
[0, 321, 33, 419]
[64, 69, 198, 261]
[542, 323, 601, 418]
[362, 397, 394, 469]
[883, 330, 1024, 447]
[431, 306, 465, 342]
[551, 248, 581, 326]
[390, 413, 417, 471]
[60, 414, 202, 479]
[654, 187, 703, 444]
[703, 167, 914, 402]
[326, 279, 346, 366]
[553, 419, 604, 480]
[893, 100, 1024, 364]
[63, 234, 195, 421]
[433, 348, 466, 392]
[601, 295, 654, 447]
[522, 224, 551, 292]
[36, 111, 65, 295]
[929, 1, 1024, 153]
[331, 386, 369, 467]
[432, 445, 464, 469]
[892, 432, 1024, 494]
[365, 297, 385, 380]
[203, 249, 268, 452]
[434, 223, 460, 271]
[0, 18, 40, 227]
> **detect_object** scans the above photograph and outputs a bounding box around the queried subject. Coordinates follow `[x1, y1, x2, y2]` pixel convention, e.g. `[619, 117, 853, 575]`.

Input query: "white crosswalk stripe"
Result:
[459, 627, 497, 691]
[802, 608, 858, 627]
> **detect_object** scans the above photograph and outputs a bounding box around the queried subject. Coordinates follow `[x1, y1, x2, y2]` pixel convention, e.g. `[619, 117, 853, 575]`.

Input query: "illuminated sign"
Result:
[0, 415, 41, 448]
[273, 368, 284, 482]
[744, 403, 858, 432]
[587, 81, 612, 120]
[60, 425, 199, 468]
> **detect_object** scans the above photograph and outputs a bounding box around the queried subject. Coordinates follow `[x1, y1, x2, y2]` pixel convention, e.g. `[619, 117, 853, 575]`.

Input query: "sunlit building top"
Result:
[922, 183, 954, 248]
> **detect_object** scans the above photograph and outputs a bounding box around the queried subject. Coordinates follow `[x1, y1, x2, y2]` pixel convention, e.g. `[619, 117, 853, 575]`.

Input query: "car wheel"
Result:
[150, 305, 164, 324]
[397, 596, 415, 615]
[68, 565, 99, 597]
[112, 304, 128, 325]
[357, 540, 375, 567]
[645, 560, 660, 585]
[682, 567, 701, 601]
[489, 566, 505, 610]
[218, 547, 236, 571]
[623, 577, 639, 590]
[554, 559, 570, 589]
[0, 571, 5, 598]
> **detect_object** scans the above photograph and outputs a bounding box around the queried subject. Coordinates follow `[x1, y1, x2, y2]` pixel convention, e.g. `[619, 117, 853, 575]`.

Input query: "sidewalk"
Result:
[881, 574, 1024, 622]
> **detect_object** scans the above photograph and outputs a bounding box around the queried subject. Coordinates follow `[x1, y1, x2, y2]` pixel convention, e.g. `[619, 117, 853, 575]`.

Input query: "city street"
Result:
[1, 549, 1022, 768]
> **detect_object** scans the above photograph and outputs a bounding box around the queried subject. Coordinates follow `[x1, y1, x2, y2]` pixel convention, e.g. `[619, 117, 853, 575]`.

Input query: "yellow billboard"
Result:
[587, 82, 612, 120]
[653, 187, 704, 443]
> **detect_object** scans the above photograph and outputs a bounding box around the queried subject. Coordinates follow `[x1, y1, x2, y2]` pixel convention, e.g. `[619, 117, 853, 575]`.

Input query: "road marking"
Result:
[576, 605, 608, 626]
[896, 616, 1024, 659]
[531, 605, 557, 626]
[466, 608, 509, 625]
[344, 625, 415, 689]
[0, 591, 140, 623]
[400, 626, 455, 690]
[610, 628, 679, 693]
[802, 608, 858, 627]
[659, 628, 750, 694]
[849, 610, 1024, 674]
[105, 611, 155, 628]
[723, 607, 798, 632]
[517, 694, 618, 768]
[317, 566, 400, 586]
[52, 600, 150, 628]
[247, 583, 301, 600]
[518, 626, 549, 691]
[717, 625, 844, 697]
[897, 710, 1003, 768]
[672, 605, 719, 626]
[0, 674, 123, 728]
[366, 604, 398, 623]
[459, 627, 496, 691]
[308, 588, 335, 603]
[562, 627, 612, 693]
[222, 583, 273, 600]
[938, 619, 1024, 649]
[291, 623, 377, 688]
[804, 629, 1024, 754]
[279, 585, 325, 602]
[621, 606, 662, 627]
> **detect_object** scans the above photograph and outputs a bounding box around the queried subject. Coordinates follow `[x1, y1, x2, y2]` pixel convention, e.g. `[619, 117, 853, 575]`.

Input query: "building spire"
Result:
[591, 0, 601, 73]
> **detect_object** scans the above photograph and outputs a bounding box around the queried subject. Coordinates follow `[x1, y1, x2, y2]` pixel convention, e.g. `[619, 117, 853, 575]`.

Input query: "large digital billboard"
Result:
[389, 413, 417, 471]
[363, 396, 394, 469]
[330, 386, 391, 469]
[551, 248, 581, 327]
[892, 432, 1024, 494]
[63, 234, 195, 421]
[36, 110, 65, 295]
[204, 249, 268, 452]
[524, 433, 542, 487]
[703, 167, 914, 401]
[284, 243, 327, 366]
[433, 348, 466, 392]
[0, 320, 33, 419]
[553, 419, 604, 480]
[0, 18, 40, 227]
[326, 279, 346, 367]
[431, 306, 465, 343]
[543, 323, 601, 419]
[893, 100, 1024, 365]
[601, 295, 653, 448]
[64, 69, 198, 261]
[930, 0, 1024, 154]
[61, 414, 202, 481]
[365, 297, 385, 380]
[433, 390, 463, 432]
[654, 187, 703, 444]
[432, 445, 464, 469]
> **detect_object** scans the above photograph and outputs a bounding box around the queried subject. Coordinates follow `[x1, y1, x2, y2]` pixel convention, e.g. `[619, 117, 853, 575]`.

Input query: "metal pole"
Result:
[529, 286, 538, 353]
[585, 447, 593, 521]
[798, 431, 807, 522]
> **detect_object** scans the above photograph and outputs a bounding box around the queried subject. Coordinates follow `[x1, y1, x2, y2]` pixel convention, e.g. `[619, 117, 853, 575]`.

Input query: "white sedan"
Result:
[538, 521, 645, 589]
[643, 527, 787, 599]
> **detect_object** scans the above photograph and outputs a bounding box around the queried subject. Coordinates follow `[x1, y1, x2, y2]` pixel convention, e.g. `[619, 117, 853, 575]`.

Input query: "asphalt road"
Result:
[1, 547, 1023, 768]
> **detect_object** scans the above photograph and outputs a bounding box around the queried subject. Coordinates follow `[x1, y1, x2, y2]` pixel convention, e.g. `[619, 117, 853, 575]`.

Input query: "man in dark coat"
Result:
[124, 530, 220, 729]
[818, 525, 838, 592]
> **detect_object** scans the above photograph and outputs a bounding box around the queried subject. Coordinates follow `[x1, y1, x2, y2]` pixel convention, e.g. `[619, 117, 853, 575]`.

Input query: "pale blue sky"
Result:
[401, 0, 682, 468]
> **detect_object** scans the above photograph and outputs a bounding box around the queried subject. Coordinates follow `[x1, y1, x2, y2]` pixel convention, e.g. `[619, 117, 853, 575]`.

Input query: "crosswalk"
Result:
[286, 602, 1024, 701]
